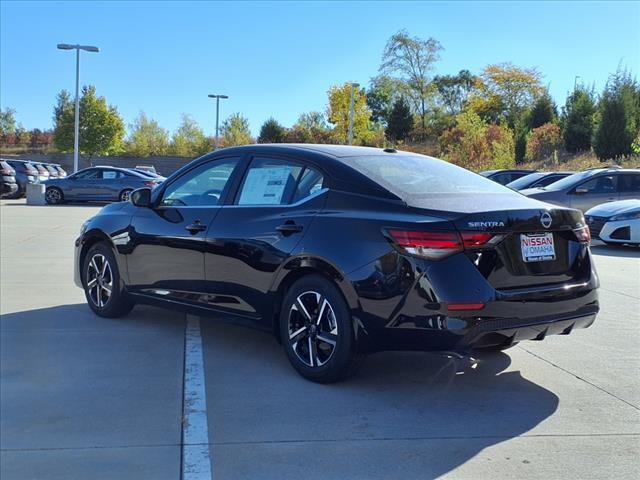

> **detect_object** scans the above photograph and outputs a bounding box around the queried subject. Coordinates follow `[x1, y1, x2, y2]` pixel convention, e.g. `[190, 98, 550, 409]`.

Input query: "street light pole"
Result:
[347, 82, 359, 145]
[57, 43, 99, 173]
[208, 94, 229, 149]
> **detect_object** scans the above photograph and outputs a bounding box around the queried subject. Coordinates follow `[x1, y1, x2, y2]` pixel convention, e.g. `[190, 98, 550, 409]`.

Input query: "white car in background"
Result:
[585, 199, 640, 246]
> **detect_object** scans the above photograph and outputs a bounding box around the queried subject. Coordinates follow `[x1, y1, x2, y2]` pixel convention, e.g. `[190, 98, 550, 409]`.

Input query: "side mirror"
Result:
[574, 187, 588, 195]
[130, 187, 152, 207]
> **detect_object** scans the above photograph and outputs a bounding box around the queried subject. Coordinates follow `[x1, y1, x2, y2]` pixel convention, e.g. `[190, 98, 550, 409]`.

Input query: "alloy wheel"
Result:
[86, 253, 113, 308]
[288, 291, 339, 367]
[45, 188, 61, 203]
[120, 190, 132, 202]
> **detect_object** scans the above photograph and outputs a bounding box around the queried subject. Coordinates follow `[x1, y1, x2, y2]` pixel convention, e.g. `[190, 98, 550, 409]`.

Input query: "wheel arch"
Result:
[78, 230, 127, 284]
[269, 256, 360, 342]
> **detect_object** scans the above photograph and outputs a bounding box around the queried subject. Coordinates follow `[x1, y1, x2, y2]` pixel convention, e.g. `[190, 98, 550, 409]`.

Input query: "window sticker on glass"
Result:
[238, 167, 293, 205]
[103, 171, 117, 180]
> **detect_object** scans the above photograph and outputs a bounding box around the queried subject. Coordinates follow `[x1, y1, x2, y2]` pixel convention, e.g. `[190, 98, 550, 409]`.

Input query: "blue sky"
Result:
[1, 1, 639, 137]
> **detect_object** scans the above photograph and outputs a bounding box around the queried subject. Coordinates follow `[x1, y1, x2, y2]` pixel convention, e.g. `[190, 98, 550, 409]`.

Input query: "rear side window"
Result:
[237, 157, 303, 205]
[102, 170, 124, 180]
[345, 155, 511, 199]
[619, 174, 640, 192]
[292, 167, 324, 203]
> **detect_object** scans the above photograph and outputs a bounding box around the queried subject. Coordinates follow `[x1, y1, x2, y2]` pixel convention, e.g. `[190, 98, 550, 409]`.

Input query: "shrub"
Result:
[439, 110, 515, 171]
[525, 123, 562, 161]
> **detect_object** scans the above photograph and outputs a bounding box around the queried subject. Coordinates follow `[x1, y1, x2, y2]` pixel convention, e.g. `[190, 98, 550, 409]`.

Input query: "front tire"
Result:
[279, 274, 361, 383]
[82, 242, 133, 318]
[45, 187, 64, 205]
[119, 189, 133, 202]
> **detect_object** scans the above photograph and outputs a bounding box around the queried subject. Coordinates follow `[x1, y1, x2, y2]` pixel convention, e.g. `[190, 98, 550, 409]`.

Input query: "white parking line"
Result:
[182, 315, 213, 480]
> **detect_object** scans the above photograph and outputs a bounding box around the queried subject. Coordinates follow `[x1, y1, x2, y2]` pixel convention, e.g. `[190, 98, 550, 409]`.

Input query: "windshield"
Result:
[506, 172, 545, 190]
[542, 170, 596, 190]
[345, 155, 513, 199]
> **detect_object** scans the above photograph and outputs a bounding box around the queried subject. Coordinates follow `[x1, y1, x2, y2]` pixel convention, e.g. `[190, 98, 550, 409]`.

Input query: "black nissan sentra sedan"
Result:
[74, 144, 598, 382]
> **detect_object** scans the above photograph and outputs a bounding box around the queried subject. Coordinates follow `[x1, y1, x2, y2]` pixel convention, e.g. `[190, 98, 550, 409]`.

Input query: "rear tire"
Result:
[45, 187, 64, 205]
[279, 274, 362, 383]
[82, 242, 134, 318]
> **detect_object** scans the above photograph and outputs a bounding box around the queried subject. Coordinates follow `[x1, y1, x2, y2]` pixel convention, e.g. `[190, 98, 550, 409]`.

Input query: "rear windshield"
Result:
[345, 155, 512, 199]
[506, 172, 545, 190]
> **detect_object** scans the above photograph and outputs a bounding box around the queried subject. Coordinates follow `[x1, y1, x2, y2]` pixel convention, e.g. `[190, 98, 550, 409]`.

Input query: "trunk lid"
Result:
[452, 206, 589, 290]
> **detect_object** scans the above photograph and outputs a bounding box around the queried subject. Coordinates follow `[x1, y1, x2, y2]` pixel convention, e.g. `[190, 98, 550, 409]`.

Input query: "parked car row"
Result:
[44, 166, 166, 204]
[0, 158, 68, 199]
[482, 166, 640, 246]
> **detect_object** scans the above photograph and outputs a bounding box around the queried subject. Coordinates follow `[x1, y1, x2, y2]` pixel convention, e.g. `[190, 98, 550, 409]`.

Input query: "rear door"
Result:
[568, 174, 619, 211]
[618, 172, 640, 201]
[126, 156, 242, 302]
[204, 156, 326, 320]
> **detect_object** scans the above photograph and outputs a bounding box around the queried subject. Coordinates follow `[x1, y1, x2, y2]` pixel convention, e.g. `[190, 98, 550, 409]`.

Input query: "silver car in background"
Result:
[44, 166, 165, 204]
[522, 167, 640, 212]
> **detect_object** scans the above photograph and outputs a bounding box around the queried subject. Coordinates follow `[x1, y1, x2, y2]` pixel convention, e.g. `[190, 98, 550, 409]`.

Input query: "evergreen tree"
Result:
[562, 86, 596, 152]
[528, 91, 557, 129]
[258, 118, 285, 143]
[386, 97, 414, 142]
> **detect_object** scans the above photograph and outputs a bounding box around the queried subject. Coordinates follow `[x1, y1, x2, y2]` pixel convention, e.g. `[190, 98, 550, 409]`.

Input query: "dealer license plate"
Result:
[520, 233, 556, 262]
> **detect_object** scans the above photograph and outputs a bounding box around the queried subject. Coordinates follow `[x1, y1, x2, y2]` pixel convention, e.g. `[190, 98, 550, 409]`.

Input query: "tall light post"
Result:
[57, 44, 99, 173]
[347, 82, 359, 145]
[208, 94, 229, 149]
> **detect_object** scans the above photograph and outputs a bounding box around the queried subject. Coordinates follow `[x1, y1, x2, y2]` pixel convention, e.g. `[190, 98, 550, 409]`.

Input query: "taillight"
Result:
[0, 169, 12, 175]
[573, 225, 591, 244]
[144, 180, 159, 187]
[387, 229, 503, 260]
[387, 229, 463, 260]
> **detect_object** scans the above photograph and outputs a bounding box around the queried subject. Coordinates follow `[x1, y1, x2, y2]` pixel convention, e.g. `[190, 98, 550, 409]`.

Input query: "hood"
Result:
[585, 199, 640, 217]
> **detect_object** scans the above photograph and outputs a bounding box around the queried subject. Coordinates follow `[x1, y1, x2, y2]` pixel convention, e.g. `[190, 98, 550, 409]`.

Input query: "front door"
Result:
[205, 156, 326, 321]
[569, 174, 619, 212]
[126, 156, 242, 304]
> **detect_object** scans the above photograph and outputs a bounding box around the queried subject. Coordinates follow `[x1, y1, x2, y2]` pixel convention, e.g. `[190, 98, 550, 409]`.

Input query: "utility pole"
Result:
[347, 82, 359, 145]
[208, 94, 229, 149]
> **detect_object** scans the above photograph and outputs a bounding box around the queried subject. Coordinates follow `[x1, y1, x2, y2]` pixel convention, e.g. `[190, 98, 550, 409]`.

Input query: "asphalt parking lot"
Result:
[1, 198, 639, 480]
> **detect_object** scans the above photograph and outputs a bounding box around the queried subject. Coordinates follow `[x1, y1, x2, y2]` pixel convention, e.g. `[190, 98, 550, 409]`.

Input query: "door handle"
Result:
[276, 221, 303, 236]
[185, 221, 207, 234]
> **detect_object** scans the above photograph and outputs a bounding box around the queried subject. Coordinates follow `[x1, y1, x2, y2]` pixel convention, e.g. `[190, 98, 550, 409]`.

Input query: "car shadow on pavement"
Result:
[201, 321, 560, 479]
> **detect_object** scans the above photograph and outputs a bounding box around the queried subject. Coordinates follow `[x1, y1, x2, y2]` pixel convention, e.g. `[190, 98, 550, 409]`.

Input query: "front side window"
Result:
[74, 169, 101, 180]
[161, 157, 240, 207]
[574, 175, 617, 194]
[237, 157, 303, 205]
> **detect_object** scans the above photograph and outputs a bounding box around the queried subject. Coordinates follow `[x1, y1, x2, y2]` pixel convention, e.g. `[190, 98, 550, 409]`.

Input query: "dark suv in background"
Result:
[0, 160, 18, 198]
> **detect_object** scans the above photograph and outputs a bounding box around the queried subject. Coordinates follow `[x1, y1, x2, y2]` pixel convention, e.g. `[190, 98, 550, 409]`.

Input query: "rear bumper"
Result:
[348, 249, 599, 353]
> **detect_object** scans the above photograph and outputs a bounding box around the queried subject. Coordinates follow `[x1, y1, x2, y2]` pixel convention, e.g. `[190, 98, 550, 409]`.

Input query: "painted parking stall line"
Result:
[182, 315, 213, 480]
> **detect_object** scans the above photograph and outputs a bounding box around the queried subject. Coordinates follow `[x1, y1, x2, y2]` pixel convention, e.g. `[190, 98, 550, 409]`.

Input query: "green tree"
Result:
[258, 117, 286, 143]
[380, 29, 443, 129]
[594, 68, 640, 160]
[433, 70, 477, 115]
[53, 86, 125, 157]
[562, 85, 596, 152]
[467, 63, 544, 127]
[285, 112, 332, 143]
[126, 111, 170, 157]
[327, 83, 373, 144]
[170, 114, 210, 157]
[528, 91, 557, 129]
[221, 113, 253, 147]
[0, 107, 17, 135]
[386, 97, 414, 142]
[366, 75, 409, 126]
